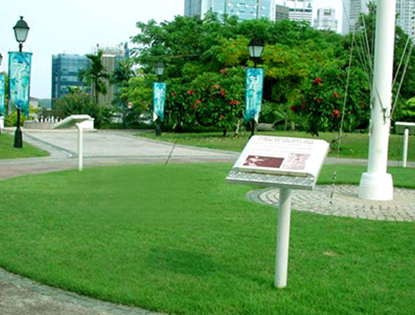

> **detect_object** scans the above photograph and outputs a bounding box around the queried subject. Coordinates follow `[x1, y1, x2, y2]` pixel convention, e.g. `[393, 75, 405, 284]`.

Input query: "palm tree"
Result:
[78, 50, 109, 105]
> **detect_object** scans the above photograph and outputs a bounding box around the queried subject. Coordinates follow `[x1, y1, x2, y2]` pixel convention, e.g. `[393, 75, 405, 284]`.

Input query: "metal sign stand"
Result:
[53, 115, 92, 172]
[275, 187, 292, 288]
[227, 136, 329, 288]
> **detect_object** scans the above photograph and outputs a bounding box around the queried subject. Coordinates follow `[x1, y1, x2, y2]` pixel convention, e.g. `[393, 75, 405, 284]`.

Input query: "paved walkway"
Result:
[248, 185, 415, 222]
[0, 128, 414, 315]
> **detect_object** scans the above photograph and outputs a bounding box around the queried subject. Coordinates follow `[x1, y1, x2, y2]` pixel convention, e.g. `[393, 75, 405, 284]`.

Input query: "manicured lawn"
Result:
[0, 163, 414, 315]
[0, 132, 49, 159]
[135, 130, 415, 161]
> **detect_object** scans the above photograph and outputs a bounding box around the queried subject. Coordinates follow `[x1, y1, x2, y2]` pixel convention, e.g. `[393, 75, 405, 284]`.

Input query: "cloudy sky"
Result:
[0, 0, 342, 99]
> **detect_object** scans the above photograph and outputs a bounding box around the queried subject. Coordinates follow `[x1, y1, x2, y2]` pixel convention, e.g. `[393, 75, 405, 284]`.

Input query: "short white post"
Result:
[403, 128, 409, 168]
[76, 123, 83, 171]
[275, 187, 292, 289]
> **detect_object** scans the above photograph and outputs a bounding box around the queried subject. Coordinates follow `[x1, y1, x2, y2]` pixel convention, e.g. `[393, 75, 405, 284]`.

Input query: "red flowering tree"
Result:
[190, 67, 245, 136]
[291, 66, 369, 136]
[165, 79, 199, 131]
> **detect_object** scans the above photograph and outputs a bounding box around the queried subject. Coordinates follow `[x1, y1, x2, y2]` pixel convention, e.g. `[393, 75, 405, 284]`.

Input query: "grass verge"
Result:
[0, 163, 413, 315]
[0, 132, 49, 159]
[135, 130, 415, 161]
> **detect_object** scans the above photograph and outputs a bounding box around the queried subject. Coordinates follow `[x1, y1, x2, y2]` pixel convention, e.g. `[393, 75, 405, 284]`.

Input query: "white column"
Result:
[403, 128, 409, 168]
[275, 188, 292, 289]
[76, 123, 83, 171]
[359, 0, 396, 201]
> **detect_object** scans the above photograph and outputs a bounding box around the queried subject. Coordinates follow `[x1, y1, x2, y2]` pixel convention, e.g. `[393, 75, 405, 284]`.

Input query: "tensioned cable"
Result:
[391, 42, 414, 119]
[329, 30, 356, 211]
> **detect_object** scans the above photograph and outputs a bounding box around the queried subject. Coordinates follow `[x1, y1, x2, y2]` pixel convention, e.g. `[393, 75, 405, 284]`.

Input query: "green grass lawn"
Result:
[0, 163, 414, 315]
[0, 132, 49, 159]
[135, 130, 415, 161]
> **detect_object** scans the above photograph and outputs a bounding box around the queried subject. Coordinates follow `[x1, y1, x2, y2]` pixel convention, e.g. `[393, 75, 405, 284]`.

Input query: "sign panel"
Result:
[232, 136, 329, 178]
[245, 67, 264, 123]
[227, 136, 329, 190]
[153, 82, 166, 122]
[8, 52, 32, 116]
[0, 74, 5, 114]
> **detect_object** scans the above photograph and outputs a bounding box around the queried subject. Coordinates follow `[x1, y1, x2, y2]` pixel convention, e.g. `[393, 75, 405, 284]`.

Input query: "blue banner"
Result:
[245, 67, 264, 123]
[153, 82, 166, 122]
[0, 74, 5, 115]
[8, 52, 32, 116]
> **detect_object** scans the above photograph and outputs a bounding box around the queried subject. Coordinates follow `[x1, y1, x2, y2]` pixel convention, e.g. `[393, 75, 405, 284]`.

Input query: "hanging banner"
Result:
[8, 52, 32, 116]
[0, 74, 5, 115]
[153, 82, 166, 122]
[245, 67, 264, 123]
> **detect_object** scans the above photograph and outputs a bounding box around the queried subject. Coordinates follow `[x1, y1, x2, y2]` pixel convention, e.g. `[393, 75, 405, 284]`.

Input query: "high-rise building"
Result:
[275, 4, 289, 21]
[51, 43, 129, 108]
[313, 7, 338, 32]
[184, 0, 276, 21]
[396, 0, 415, 42]
[51, 54, 90, 106]
[94, 43, 129, 107]
[283, 0, 313, 24]
[342, 0, 369, 35]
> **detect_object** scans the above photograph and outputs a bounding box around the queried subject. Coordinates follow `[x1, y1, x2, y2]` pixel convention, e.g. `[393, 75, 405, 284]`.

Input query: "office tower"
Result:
[396, 0, 415, 42]
[283, 0, 313, 24]
[275, 4, 289, 21]
[94, 43, 129, 107]
[184, 0, 276, 21]
[342, 0, 369, 34]
[313, 8, 338, 32]
[51, 54, 90, 107]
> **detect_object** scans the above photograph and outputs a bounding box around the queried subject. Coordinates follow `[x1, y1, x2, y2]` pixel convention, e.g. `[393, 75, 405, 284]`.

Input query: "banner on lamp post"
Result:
[245, 67, 264, 123]
[153, 82, 166, 122]
[8, 52, 32, 116]
[0, 74, 5, 115]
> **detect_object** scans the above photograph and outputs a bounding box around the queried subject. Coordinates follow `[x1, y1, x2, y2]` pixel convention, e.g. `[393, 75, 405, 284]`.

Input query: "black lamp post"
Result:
[247, 37, 264, 138]
[13, 16, 30, 149]
[154, 62, 165, 136]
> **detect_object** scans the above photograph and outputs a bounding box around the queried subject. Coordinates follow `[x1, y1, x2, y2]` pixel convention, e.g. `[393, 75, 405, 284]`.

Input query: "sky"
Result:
[0, 0, 342, 99]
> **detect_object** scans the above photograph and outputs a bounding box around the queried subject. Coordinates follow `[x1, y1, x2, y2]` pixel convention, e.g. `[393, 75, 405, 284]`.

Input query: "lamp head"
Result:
[13, 16, 30, 44]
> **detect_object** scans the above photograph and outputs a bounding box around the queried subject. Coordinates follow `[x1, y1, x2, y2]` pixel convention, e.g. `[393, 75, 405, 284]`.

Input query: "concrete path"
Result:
[0, 129, 239, 180]
[0, 128, 414, 315]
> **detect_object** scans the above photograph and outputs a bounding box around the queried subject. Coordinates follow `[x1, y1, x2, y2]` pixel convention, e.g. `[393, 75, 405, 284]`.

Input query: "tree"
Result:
[191, 67, 245, 136]
[54, 88, 113, 128]
[78, 50, 109, 105]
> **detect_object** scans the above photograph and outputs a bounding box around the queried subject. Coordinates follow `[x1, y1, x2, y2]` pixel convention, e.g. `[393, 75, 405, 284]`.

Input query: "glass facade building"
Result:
[396, 0, 415, 42]
[184, 0, 276, 21]
[51, 54, 90, 106]
[342, 0, 369, 34]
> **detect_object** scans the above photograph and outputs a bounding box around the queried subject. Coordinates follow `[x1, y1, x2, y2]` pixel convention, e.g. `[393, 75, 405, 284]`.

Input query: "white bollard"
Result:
[275, 188, 292, 288]
[403, 128, 409, 168]
[76, 123, 83, 171]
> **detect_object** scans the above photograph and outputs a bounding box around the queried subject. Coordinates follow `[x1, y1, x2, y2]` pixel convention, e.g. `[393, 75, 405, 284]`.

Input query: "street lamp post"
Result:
[154, 62, 165, 136]
[247, 37, 264, 138]
[13, 16, 30, 149]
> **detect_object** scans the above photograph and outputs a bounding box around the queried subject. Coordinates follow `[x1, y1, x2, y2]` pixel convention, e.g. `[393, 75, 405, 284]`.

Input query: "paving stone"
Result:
[248, 185, 415, 222]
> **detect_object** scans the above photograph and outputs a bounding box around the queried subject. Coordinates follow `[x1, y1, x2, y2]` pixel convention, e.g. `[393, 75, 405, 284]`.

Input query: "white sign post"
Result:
[76, 123, 84, 171]
[53, 115, 92, 172]
[227, 136, 329, 288]
[396, 122, 415, 168]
